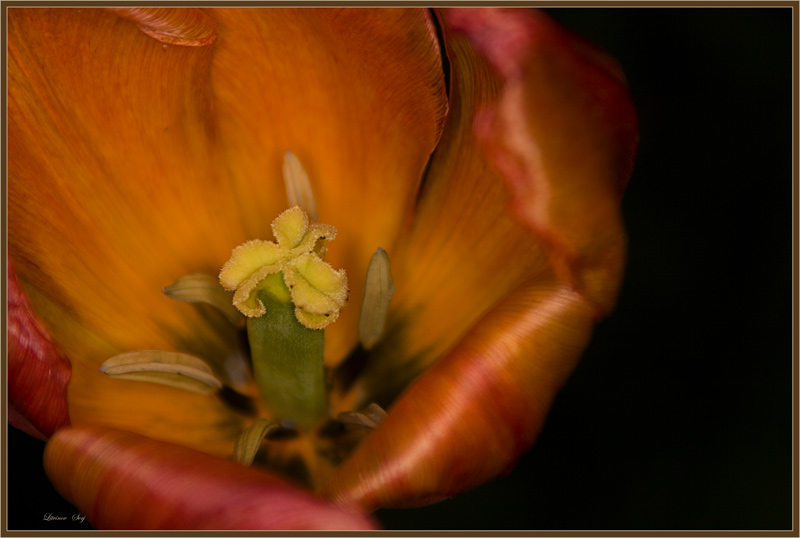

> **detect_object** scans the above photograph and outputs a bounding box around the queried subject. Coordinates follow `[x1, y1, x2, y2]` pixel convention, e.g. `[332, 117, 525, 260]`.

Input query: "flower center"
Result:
[97, 152, 397, 486]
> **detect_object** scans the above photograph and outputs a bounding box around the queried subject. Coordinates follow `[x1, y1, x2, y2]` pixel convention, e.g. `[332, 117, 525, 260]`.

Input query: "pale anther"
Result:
[337, 403, 388, 430]
[358, 248, 395, 349]
[232, 418, 277, 466]
[283, 151, 318, 222]
[99, 350, 222, 394]
[163, 273, 244, 327]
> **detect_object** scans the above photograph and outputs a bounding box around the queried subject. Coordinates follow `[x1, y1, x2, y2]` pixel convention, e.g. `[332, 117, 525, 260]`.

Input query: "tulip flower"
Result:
[7, 6, 637, 530]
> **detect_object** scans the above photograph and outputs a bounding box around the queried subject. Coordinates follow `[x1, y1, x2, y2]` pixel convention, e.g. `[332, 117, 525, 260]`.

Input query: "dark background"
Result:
[6, 7, 794, 532]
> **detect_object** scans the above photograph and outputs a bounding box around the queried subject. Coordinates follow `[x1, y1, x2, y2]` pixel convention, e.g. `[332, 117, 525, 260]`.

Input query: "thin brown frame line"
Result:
[2, 3, 796, 536]
[8, 533, 800, 536]
[1, 1, 798, 6]
[13, 522, 795, 536]
[794, 0, 800, 535]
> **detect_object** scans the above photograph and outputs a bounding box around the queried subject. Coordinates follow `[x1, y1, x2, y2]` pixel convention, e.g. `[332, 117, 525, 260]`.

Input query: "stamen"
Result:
[232, 418, 277, 466]
[99, 350, 222, 394]
[337, 403, 388, 430]
[283, 151, 318, 222]
[358, 248, 395, 349]
[163, 273, 244, 327]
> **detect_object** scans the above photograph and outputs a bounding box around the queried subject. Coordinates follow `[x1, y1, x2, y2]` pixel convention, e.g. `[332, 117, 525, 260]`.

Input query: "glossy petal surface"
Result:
[449, 8, 638, 312]
[325, 8, 636, 509]
[44, 426, 377, 530]
[7, 260, 71, 440]
[326, 286, 595, 510]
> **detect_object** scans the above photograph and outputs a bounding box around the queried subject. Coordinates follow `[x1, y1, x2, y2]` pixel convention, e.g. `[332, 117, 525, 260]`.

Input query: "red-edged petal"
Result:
[44, 426, 378, 530]
[7, 259, 71, 439]
[325, 285, 595, 511]
[448, 8, 638, 313]
[324, 8, 636, 510]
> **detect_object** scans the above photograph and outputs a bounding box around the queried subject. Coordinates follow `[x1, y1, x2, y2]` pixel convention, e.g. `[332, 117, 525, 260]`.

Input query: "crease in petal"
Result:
[45, 426, 378, 530]
[340, 23, 549, 409]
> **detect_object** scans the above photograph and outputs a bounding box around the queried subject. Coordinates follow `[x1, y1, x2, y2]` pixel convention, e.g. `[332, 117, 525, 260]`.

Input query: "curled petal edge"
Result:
[110, 8, 217, 46]
[7, 259, 72, 439]
[44, 426, 378, 530]
[324, 8, 637, 511]
[446, 7, 639, 314]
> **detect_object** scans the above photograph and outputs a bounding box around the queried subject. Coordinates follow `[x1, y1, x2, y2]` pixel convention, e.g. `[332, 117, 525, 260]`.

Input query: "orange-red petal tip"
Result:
[8, 259, 71, 439]
[445, 8, 638, 314]
[44, 426, 378, 530]
[110, 8, 217, 46]
[325, 286, 596, 512]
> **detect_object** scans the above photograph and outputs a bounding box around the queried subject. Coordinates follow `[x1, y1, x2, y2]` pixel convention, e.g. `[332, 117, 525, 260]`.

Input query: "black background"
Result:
[6, 7, 794, 532]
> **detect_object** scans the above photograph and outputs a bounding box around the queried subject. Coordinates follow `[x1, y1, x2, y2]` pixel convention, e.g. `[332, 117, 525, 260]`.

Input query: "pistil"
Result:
[219, 206, 348, 431]
[246, 289, 327, 429]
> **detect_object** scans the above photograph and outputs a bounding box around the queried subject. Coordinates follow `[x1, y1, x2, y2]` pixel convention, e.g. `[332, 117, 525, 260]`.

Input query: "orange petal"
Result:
[8, 7, 240, 352]
[9, 7, 448, 453]
[7, 259, 71, 439]
[206, 8, 448, 364]
[8, 8, 448, 393]
[44, 426, 378, 530]
[8, 8, 247, 452]
[340, 16, 549, 408]
[324, 285, 595, 511]
[447, 8, 638, 313]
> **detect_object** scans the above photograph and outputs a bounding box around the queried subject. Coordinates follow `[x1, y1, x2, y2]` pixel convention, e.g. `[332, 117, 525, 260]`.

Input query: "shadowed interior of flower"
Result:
[94, 155, 401, 487]
[8, 6, 637, 525]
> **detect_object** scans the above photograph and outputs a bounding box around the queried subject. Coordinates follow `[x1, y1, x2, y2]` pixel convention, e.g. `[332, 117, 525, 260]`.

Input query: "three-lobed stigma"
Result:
[219, 206, 348, 329]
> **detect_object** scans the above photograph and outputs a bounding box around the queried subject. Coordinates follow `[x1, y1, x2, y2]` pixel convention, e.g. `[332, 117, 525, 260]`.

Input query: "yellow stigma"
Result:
[219, 206, 348, 329]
